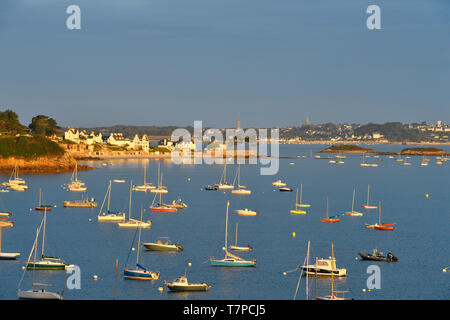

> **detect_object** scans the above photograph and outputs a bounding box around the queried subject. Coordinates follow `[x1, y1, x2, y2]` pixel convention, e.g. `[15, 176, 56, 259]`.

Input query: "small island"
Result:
[0, 109, 93, 173]
[319, 144, 377, 154]
[320, 144, 449, 156]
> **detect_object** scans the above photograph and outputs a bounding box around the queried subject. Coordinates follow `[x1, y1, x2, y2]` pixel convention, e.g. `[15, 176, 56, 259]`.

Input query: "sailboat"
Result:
[17, 225, 63, 300]
[321, 197, 340, 223]
[315, 268, 349, 300]
[229, 223, 252, 251]
[132, 165, 155, 192]
[34, 188, 53, 211]
[290, 187, 306, 215]
[118, 182, 151, 228]
[365, 201, 396, 231]
[215, 163, 234, 189]
[97, 181, 126, 222]
[0, 224, 20, 260]
[362, 184, 378, 209]
[150, 162, 168, 193]
[4, 163, 28, 188]
[296, 184, 310, 208]
[67, 162, 87, 192]
[123, 208, 159, 280]
[345, 189, 363, 216]
[26, 210, 69, 270]
[210, 201, 256, 267]
[231, 164, 251, 194]
[150, 191, 177, 212]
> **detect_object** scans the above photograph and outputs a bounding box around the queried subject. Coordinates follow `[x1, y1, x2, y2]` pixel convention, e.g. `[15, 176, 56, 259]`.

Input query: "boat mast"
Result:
[107, 180, 112, 212]
[128, 181, 133, 221]
[41, 210, 47, 257]
[39, 188, 42, 207]
[235, 223, 238, 246]
[352, 188, 355, 212]
[299, 184, 303, 205]
[306, 240, 310, 300]
[367, 185, 370, 206]
[326, 197, 329, 219]
[378, 201, 381, 225]
[224, 201, 229, 256]
[136, 208, 143, 266]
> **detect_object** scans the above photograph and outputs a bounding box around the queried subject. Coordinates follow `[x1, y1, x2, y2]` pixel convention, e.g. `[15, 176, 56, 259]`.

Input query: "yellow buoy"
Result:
[292, 232, 296, 238]
[188, 178, 191, 181]
[426, 194, 429, 199]
[158, 287, 164, 292]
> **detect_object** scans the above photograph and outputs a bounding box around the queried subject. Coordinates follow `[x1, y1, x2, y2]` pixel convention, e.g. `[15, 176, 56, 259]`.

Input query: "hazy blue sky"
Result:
[0, 0, 449, 128]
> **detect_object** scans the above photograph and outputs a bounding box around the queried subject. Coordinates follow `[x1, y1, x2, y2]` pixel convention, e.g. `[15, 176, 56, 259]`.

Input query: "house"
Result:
[132, 134, 150, 152]
[107, 133, 132, 147]
[158, 138, 175, 151]
[64, 128, 80, 143]
[64, 128, 103, 145]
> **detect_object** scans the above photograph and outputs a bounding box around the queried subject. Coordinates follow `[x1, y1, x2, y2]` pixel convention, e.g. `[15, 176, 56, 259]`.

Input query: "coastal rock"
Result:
[0, 153, 93, 173]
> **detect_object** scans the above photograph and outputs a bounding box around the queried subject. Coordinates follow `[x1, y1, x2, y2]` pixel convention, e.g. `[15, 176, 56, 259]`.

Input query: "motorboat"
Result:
[272, 180, 287, 187]
[359, 249, 398, 262]
[143, 237, 183, 252]
[235, 209, 259, 216]
[165, 276, 211, 292]
[302, 244, 347, 277]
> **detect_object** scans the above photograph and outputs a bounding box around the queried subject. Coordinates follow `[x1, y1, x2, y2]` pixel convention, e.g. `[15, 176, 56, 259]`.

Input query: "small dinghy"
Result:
[359, 249, 397, 262]
[205, 185, 218, 191]
[279, 187, 293, 192]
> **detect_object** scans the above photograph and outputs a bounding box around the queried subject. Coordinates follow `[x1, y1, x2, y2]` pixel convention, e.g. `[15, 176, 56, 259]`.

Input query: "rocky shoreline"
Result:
[0, 154, 93, 174]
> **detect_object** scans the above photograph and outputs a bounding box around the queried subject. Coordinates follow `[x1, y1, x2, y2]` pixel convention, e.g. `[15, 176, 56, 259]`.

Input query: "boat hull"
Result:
[143, 243, 183, 252]
[123, 269, 159, 280]
[97, 214, 126, 222]
[166, 283, 211, 292]
[322, 218, 340, 223]
[210, 259, 256, 267]
[26, 261, 67, 270]
[358, 252, 397, 262]
[17, 289, 63, 300]
[0, 252, 20, 260]
[63, 201, 97, 208]
[290, 210, 306, 215]
[151, 206, 177, 212]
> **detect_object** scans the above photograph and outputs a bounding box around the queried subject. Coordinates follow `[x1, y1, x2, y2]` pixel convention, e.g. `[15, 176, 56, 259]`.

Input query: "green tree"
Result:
[0, 109, 27, 134]
[29, 115, 61, 136]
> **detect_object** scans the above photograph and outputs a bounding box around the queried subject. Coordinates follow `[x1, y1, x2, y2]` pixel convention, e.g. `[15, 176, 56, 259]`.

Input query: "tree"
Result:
[0, 109, 28, 134]
[29, 115, 61, 136]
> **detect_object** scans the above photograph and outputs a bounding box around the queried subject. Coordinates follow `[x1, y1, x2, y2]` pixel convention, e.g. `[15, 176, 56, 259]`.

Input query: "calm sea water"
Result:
[0, 144, 449, 300]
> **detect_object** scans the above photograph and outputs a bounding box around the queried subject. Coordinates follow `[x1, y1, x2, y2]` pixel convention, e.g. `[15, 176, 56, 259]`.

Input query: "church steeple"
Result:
[237, 113, 241, 129]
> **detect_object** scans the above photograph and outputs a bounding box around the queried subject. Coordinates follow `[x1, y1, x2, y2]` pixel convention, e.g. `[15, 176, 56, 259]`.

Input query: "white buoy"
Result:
[93, 275, 98, 280]
[283, 272, 287, 276]
[132, 248, 135, 251]
[188, 262, 192, 267]
[158, 287, 163, 292]
[362, 289, 366, 292]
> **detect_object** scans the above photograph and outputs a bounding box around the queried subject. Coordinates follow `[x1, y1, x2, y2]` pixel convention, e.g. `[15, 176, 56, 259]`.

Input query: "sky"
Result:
[0, 0, 449, 128]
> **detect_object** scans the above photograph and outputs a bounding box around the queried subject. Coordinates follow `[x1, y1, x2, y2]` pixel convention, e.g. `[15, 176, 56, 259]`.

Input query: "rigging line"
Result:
[293, 252, 308, 300]
[124, 227, 139, 268]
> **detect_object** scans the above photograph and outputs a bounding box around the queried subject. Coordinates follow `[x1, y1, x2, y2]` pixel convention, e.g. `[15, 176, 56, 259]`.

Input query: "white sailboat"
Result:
[97, 180, 126, 222]
[210, 201, 256, 267]
[132, 165, 155, 192]
[362, 184, 378, 209]
[229, 223, 252, 251]
[150, 163, 168, 193]
[118, 182, 151, 228]
[231, 164, 251, 195]
[215, 163, 234, 189]
[4, 163, 28, 190]
[17, 224, 63, 300]
[67, 162, 87, 192]
[345, 188, 363, 216]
